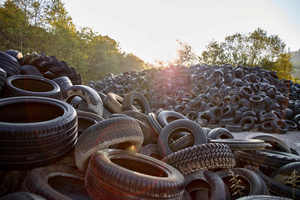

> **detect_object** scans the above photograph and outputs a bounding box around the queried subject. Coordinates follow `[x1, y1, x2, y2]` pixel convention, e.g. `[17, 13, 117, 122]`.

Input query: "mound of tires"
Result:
[0, 49, 299, 199]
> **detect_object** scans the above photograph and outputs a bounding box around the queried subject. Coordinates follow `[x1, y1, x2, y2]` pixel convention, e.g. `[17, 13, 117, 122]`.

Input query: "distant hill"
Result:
[290, 50, 300, 79]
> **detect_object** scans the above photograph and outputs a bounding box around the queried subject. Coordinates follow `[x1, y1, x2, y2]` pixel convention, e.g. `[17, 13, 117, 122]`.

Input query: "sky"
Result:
[63, 0, 300, 64]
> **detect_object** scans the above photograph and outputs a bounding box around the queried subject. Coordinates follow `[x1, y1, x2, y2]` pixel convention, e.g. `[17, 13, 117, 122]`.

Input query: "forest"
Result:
[0, 0, 296, 82]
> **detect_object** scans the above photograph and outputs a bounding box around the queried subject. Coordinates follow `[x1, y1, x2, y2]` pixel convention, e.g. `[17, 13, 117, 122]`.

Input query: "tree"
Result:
[175, 40, 197, 66]
[199, 28, 287, 67]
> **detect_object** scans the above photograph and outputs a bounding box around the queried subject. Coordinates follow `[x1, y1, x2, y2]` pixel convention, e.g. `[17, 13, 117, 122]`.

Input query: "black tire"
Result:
[235, 150, 300, 171]
[53, 76, 73, 99]
[208, 128, 234, 139]
[122, 92, 151, 114]
[75, 117, 144, 171]
[240, 116, 256, 131]
[210, 139, 267, 151]
[0, 96, 77, 169]
[158, 119, 207, 156]
[157, 110, 188, 128]
[20, 65, 42, 76]
[168, 133, 194, 153]
[0, 67, 7, 95]
[203, 170, 228, 200]
[250, 134, 291, 153]
[121, 110, 158, 145]
[216, 168, 268, 199]
[254, 169, 300, 199]
[0, 192, 46, 200]
[65, 85, 103, 116]
[5, 49, 23, 63]
[272, 162, 300, 187]
[5, 75, 61, 99]
[139, 144, 163, 160]
[103, 92, 123, 113]
[85, 149, 185, 200]
[23, 165, 87, 200]
[162, 143, 236, 175]
[0, 51, 20, 76]
[147, 112, 162, 136]
[236, 195, 292, 200]
[77, 110, 103, 136]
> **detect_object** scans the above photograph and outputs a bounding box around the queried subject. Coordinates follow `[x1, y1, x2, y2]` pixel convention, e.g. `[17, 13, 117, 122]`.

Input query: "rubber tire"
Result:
[75, 117, 144, 171]
[65, 85, 103, 116]
[272, 162, 300, 185]
[0, 96, 77, 169]
[5, 75, 61, 99]
[103, 92, 123, 113]
[203, 170, 228, 200]
[147, 112, 162, 136]
[162, 143, 236, 175]
[250, 134, 291, 153]
[122, 92, 151, 114]
[158, 119, 207, 156]
[77, 110, 103, 136]
[23, 165, 86, 200]
[210, 139, 267, 151]
[139, 144, 163, 160]
[157, 110, 188, 128]
[235, 150, 300, 171]
[53, 76, 73, 99]
[20, 65, 42, 76]
[236, 195, 292, 200]
[208, 128, 234, 139]
[85, 149, 185, 200]
[216, 168, 268, 199]
[0, 192, 46, 200]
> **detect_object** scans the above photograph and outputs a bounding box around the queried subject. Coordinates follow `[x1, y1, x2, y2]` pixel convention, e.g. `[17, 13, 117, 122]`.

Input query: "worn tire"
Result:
[158, 119, 207, 156]
[5, 75, 61, 99]
[0, 192, 46, 200]
[210, 139, 267, 151]
[103, 92, 123, 113]
[65, 85, 103, 116]
[0, 96, 77, 169]
[53, 76, 73, 99]
[162, 143, 236, 175]
[23, 165, 86, 200]
[123, 92, 151, 114]
[75, 117, 144, 171]
[250, 134, 291, 153]
[208, 128, 234, 139]
[157, 110, 188, 128]
[85, 149, 185, 200]
[77, 110, 103, 136]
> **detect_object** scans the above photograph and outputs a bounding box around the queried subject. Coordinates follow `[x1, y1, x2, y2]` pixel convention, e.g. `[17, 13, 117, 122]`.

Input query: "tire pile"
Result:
[89, 64, 300, 134]
[0, 50, 299, 199]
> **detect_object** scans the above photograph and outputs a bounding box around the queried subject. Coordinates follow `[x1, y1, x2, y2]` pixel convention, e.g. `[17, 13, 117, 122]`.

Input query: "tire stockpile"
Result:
[0, 50, 299, 200]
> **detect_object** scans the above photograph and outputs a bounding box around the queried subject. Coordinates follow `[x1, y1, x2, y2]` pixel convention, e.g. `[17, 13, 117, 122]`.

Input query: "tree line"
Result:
[0, 0, 297, 82]
[0, 0, 147, 82]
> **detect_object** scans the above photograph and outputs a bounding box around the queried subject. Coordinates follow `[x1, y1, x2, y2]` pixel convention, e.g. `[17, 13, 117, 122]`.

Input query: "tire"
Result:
[208, 128, 234, 139]
[122, 92, 151, 114]
[158, 119, 207, 156]
[272, 162, 300, 186]
[254, 169, 300, 199]
[225, 124, 243, 132]
[0, 51, 20, 76]
[5, 75, 61, 99]
[139, 144, 163, 160]
[216, 168, 268, 199]
[236, 195, 292, 200]
[0, 192, 46, 200]
[121, 110, 158, 145]
[250, 134, 291, 153]
[0, 96, 77, 169]
[5, 49, 23, 63]
[0, 67, 7, 95]
[235, 150, 300, 171]
[240, 116, 257, 131]
[203, 170, 228, 200]
[53, 76, 73, 99]
[147, 112, 162, 136]
[65, 85, 103, 116]
[103, 92, 123, 113]
[162, 143, 235, 175]
[157, 110, 188, 128]
[75, 117, 144, 171]
[23, 165, 86, 200]
[85, 149, 185, 200]
[20, 65, 42, 76]
[210, 139, 267, 151]
[77, 110, 103, 136]
[168, 133, 194, 153]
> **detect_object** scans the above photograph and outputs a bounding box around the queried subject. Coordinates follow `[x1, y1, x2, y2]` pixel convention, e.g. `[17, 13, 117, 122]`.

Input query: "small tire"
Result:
[122, 92, 151, 114]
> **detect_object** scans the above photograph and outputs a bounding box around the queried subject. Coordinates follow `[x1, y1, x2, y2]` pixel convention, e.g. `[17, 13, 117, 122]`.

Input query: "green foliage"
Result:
[0, 0, 147, 82]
